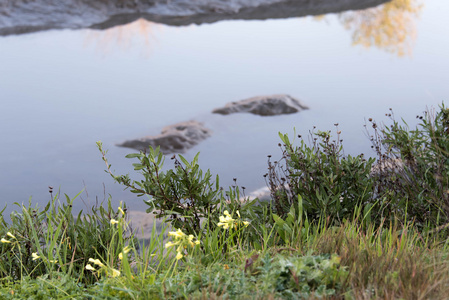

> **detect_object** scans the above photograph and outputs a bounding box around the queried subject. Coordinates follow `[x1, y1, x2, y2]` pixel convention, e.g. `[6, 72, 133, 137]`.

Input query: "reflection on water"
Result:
[85, 0, 423, 57]
[338, 0, 423, 56]
[84, 19, 162, 55]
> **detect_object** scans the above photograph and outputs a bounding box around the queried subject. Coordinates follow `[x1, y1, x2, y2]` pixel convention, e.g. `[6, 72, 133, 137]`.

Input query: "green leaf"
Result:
[297, 194, 303, 224]
[125, 153, 143, 158]
[178, 154, 190, 167]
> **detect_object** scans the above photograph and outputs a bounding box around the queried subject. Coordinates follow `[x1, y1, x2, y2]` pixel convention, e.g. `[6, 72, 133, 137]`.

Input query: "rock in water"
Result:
[212, 94, 309, 116]
[118, 120, 211, 154]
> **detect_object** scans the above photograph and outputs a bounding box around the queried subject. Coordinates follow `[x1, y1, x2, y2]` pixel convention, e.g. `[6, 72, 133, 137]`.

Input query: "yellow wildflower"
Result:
[176, 252, 183, 260]
[111, 268, 121, 278]
[118, 206, 125, 215]
[165, 241, 176, 248]
[118, 246, 131, 260]
[168, 228, 186, 239]
[89, 258, 105, 268]
[217, 211, 235, 229]
[1, 238, 11, 244]
[32, 252, 40, 261]
[85, 264, 96, 271]
[110, 219, 119, 225]
[6, 232, 16, 239]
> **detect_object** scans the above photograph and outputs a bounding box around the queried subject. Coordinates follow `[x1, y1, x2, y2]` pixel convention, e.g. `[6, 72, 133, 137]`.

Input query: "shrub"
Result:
[97, 144, 257, 238]
[368, 104, 449, 228]
[268, 103, 449, 231]
[267, 128, 375, 224]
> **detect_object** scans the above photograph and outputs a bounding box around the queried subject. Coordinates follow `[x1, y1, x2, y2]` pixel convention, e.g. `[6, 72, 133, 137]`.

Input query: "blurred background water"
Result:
[0, 0, 448, 218]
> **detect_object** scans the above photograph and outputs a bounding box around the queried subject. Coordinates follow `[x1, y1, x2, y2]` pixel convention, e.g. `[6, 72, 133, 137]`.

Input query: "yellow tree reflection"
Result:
[84, 19, 161, 56]
[339, 0, 423, 56]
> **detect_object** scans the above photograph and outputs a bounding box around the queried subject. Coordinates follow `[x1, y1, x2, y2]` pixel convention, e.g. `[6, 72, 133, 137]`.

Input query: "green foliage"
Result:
[272, 195, 311, 246]
[97, 143, 257, 238]
[0, 273, 86, 300]
[0, 192, 136, 285]
[268, 103, 449, 230]
[269, 128, 375, 223]
[368, 104, 449, 228]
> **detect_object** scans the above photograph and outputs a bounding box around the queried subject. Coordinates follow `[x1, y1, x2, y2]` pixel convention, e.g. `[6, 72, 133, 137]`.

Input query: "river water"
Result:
[0, 0, 448, 218]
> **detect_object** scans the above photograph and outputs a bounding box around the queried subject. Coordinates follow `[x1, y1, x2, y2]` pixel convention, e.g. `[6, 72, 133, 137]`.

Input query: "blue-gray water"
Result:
[1, 0, 448, 218]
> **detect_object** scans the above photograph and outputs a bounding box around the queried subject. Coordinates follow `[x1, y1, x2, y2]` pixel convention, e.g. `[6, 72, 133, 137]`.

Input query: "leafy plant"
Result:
[97, 143, 257, 237]
[267, 128, 375, 224]
[368, 104, 449, 228]
[0, 191, 136, 285]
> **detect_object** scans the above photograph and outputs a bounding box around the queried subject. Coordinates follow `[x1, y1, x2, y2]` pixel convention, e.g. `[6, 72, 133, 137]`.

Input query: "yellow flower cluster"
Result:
[165, 228, 200, 260]
[85, 258, 120, 278]
[2, 231, 58, 263]
[110, 203, 128, 227]
[118, 245, 131, 260]
[31, 252, 57, 263]
[1, 232, 16, 244]
[217, 210, 249, 230]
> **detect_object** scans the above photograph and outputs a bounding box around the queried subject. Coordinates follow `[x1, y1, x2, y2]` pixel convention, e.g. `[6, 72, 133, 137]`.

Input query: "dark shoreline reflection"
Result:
[0, 0, 388, 36]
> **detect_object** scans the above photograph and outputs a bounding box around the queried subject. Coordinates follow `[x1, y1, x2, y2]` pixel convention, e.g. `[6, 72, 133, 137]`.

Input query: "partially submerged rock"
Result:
[118, 120, 211, 154]
[0, 0, 389, 36]
[370, 158, 404, 177]
[212, 94, 309, 116]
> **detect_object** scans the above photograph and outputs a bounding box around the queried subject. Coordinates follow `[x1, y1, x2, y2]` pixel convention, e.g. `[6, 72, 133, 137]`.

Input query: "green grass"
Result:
[1, 196, 449, 299]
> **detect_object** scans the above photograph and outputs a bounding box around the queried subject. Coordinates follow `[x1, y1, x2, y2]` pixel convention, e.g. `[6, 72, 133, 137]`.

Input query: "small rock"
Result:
[370, 158, 404, 177]
[118, 120, 211, 154]
[212, 94, 309, 116]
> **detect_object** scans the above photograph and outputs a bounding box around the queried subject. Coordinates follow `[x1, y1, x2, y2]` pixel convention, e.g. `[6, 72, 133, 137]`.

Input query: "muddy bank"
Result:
[0, 0, 388, 36]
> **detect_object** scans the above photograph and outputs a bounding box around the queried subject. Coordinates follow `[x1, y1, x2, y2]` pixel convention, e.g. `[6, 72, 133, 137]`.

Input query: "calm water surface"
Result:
[0, 0, 448, 217]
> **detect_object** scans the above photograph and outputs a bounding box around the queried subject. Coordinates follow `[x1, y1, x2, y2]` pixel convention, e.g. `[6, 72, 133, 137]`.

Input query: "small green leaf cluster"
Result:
[0, 273, 86, 300]
[275, 253, 346, 298]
